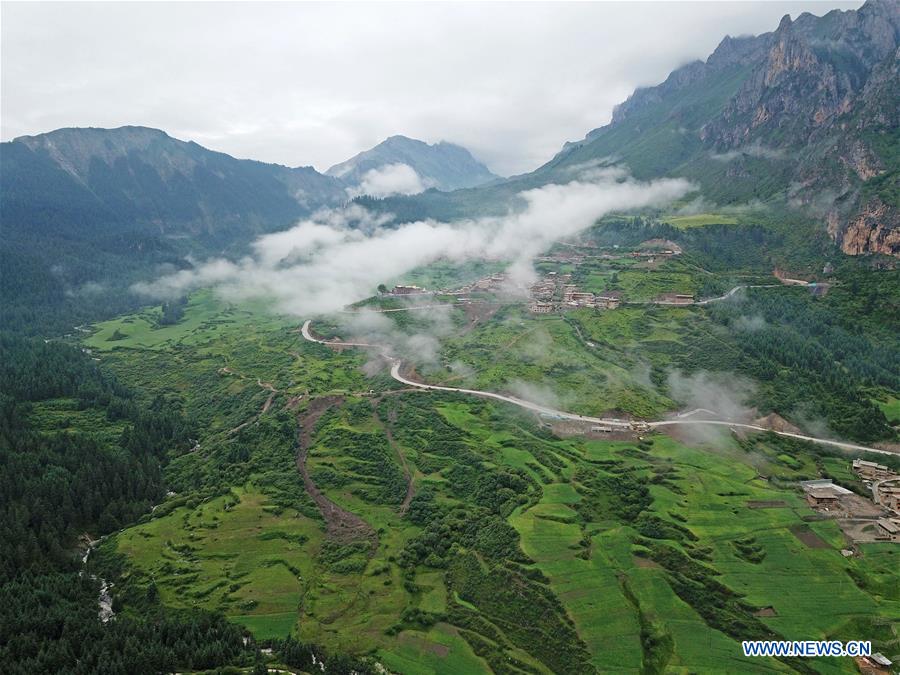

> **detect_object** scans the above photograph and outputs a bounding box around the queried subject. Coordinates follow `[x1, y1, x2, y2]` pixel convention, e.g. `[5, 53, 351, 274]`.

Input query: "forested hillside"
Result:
[0, 331, 379, 673]
[0, 335, 251, 673]
[0, 126, 347, 336]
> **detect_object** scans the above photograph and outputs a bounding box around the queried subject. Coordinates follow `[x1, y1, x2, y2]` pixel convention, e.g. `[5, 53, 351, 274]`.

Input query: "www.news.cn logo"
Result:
[742, 640, 872, 658]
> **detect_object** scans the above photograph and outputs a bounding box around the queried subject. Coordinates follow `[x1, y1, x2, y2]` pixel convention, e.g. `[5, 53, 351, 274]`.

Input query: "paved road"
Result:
[389, 360, 634, 428]
[300, 321, 631, 427]
[695, 284, 780, 305]
[342, 304, 448, 314]
[647, 418, 895, 455]
[301, 320, 896, 457]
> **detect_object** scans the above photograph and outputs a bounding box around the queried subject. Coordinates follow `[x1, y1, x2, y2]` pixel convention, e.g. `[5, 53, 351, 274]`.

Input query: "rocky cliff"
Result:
[549, 0, 900, 256]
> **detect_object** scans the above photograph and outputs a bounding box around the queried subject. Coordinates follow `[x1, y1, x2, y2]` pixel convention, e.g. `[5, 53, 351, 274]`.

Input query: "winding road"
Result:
[694, 284, 780, 305]
[301, 320, 896, 458]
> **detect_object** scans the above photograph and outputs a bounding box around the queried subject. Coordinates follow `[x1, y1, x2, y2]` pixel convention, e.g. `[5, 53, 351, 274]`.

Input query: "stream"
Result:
[81, 539, 114, 623]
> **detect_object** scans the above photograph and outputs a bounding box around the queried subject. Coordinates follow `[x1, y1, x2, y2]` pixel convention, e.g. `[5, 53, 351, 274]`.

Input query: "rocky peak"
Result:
[764, 18, 818, 86]
[706, 34, 768, 69]
[326, 135, 498, 191]
[553, 0, 898, 257]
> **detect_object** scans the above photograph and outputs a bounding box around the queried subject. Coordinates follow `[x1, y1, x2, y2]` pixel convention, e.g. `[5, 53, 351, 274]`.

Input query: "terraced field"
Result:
[86, 290, 899, 673]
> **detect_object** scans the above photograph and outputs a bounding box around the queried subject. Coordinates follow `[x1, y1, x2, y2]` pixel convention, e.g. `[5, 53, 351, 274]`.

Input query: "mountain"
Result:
[0, 126, 346, 333]
[0, 126, 501, 333]
[2, 126, 347, 244]
[369, 0, 899, 256]
[540, 0, 899, 255]
[326, 135, 499, 192]
[2, 0, 897, 337]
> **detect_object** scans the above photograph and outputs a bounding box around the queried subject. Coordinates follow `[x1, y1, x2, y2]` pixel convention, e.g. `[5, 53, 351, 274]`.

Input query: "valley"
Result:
[2, 1, 898, 672]
[58, 223, 899, 673]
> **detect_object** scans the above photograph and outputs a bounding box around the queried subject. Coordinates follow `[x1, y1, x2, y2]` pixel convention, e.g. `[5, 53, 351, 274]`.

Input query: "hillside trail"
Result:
[219, 367, 282, 433]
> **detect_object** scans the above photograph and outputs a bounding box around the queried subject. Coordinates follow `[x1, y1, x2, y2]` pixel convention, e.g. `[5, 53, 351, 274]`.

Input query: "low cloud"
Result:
[671, 195, 768, 218]
[448, 360, 476, 380]
[346, 163, 427, 198]
[732, 315, 766, 332]
[506, 379, 563, 410]
[787, 181, 839, 216]
[330, 305, 456, 377]
[561, 156, 621, 178]
[667, 370, 756, 422]
[710, 142, 785, 162]
[666, 369, 757, 446]
[134, 167, 694, 316]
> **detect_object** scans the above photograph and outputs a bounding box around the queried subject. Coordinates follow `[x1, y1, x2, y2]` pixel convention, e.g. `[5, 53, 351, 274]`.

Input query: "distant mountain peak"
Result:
[327, 135, 500, 193]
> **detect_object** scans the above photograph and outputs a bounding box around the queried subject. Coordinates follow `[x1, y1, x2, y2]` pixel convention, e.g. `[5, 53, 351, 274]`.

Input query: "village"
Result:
[524, 269, 695, 314]
[801, 458, 900, 545]
[381, 239, 695, 314]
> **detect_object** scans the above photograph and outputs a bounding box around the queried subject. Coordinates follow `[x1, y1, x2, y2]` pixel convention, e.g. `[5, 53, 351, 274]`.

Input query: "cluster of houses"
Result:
[388, 285, 428, 296]
[629, 250, 681, 266]
[527, 272, 623, 314]
[388, 273, 513, 303]
[853, 459, 900, 541]
[801, 458, 900, 543]
[442, 273, 510, 300]
[529, 272, 566, 301]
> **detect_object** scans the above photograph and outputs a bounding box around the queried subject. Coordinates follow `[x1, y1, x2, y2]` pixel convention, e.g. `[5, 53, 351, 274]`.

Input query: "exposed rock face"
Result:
[549, 0, 900, 256]
[841, 198, 900, 256]
[706, 3, 900, 255]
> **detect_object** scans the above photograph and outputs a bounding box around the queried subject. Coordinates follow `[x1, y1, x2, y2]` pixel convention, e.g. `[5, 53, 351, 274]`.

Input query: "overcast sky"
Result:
[2, 1, 860, 176]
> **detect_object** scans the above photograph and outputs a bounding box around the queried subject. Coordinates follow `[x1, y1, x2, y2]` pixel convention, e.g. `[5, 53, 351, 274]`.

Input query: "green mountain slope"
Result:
[0, 126, 346, 333]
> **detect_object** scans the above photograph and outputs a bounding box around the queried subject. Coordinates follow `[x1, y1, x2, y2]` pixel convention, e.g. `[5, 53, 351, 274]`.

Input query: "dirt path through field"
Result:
[220, 368, 282, 434]
[296, 396, 377, 545]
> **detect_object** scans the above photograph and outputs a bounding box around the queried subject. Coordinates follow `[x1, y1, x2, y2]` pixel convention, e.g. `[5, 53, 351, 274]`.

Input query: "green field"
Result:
[874, 395, 900, 423]
[434, 304, 675, 418]
[664, 212, 740, 228]
[81, 271, 899, 674]
[117, 487, 319, 639]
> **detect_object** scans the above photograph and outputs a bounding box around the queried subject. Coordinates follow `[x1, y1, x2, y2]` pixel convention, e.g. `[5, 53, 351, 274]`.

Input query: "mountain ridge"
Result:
[1, 0, 897, 302]
[543, 0, 899, 255]
[4, 124, 347, 238]
[326, 134, 500, 192]
[366, 0, 897, 256]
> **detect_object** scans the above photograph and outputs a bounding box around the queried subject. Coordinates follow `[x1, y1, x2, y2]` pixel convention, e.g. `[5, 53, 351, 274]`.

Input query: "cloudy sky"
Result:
[2, 1, 859, 176]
